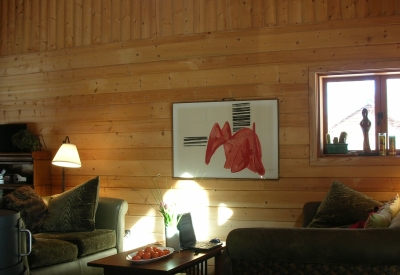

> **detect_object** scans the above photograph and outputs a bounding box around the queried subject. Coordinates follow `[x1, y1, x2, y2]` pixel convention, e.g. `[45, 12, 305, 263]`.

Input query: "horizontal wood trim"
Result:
[124, 215, 301, 240]
[104, 188, 327, 208]
[281, 159, 400, 177]
[126, 204, 303, 222]
[1, 83, 306, 110]
[54, 174, 400, 193]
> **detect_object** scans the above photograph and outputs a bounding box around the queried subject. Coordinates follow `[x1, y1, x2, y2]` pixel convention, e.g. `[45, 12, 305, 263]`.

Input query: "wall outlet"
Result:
[125, 230, 131, 238]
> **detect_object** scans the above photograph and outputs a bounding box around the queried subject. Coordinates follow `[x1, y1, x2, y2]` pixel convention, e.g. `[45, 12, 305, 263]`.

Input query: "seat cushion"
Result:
[35, 229, 116, 257]
[28, 238, 78, 268]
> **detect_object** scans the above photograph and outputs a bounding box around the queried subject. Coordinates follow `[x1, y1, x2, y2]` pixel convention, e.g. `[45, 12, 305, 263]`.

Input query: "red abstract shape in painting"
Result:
[205, 121, 265, 176]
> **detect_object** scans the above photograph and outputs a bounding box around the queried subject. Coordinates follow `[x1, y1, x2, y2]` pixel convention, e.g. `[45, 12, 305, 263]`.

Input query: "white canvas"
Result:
[173, 100, 279, 179]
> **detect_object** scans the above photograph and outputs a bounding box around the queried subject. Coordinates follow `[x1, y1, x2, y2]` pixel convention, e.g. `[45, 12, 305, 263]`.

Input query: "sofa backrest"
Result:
[302, 201, 321, 227]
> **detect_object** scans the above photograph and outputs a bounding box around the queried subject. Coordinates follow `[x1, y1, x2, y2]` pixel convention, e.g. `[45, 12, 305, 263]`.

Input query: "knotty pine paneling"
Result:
[2, 23, 400, 82]
[1, 0, 400, 56]
[2, 1, 400, 249]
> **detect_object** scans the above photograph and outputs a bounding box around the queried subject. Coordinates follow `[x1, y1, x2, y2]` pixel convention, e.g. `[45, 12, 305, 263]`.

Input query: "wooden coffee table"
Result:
[88, 243, 225, 275]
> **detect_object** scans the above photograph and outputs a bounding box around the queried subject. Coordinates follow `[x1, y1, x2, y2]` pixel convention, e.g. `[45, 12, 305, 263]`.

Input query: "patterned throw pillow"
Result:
[365, 194, 400, 228]
[389, 209, 400, 228]
[307, 181, 382, 228]
[388, 193, 400, 218]
[364, 204, 392, 228]
[42, 177, 100, 232]
[4, 186, 47, 234]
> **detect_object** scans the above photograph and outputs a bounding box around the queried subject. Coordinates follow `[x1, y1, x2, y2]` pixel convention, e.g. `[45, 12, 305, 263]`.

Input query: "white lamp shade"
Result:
[52, 143, 81, 168]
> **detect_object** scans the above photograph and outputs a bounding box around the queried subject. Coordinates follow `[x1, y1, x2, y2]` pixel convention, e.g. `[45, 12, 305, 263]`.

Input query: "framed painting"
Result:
[172, 99, 279, 179]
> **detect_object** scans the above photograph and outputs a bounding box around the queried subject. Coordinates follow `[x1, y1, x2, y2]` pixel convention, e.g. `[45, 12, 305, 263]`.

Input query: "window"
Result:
[324, 76, 377, 152]
[309, 66, 400, 165]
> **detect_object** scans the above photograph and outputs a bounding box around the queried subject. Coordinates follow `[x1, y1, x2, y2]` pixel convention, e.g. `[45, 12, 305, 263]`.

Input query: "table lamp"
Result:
[52, 136, 81, 192]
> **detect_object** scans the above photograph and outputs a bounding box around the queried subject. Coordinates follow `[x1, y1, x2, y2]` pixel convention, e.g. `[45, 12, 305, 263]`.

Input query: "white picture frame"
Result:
[172, 99, 279, 179]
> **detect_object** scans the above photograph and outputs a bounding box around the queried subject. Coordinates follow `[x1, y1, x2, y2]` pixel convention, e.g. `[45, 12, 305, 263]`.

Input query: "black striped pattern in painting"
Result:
[232, 102, 251, 133]
[183, 136, 208, 147]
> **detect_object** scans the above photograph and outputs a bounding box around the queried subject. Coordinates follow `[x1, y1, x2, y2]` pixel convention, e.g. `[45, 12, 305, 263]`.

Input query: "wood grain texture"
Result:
[0, 0, 7, 54]
[91, 0, 101, 44]
[6, 0, 15, 54]
[56, 0, 65, 49]
[32, 150, 52, 196]
[65, 0, 73, 48]
[73, 0, 83, 47]
[1, 0, 400, 55]
[1, 1, 400, 249]
[48, 0, 56, 49]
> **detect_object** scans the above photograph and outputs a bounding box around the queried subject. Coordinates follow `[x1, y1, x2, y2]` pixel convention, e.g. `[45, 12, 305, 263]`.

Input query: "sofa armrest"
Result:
[221, 248, 233, 275]
[95, 197, 128, 253]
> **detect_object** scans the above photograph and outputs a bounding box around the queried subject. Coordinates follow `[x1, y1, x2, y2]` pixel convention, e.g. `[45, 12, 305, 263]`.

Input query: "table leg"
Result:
[185, 259, 208, 275]
[214, 250, 222, 275]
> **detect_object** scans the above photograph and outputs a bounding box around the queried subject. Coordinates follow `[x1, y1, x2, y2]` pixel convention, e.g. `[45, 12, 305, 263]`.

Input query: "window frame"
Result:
[309, 64, 400, 166]
[322, 74, 382, 153]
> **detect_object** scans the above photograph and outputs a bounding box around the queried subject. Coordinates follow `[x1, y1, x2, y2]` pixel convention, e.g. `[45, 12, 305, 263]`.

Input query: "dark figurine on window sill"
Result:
[359, 108, 378, 156]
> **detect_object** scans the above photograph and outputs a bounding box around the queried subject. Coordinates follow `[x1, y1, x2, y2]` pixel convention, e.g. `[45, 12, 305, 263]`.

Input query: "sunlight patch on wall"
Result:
[218, 203, 233, 226]
[179, 172, 194, 178]
[125, 178, 211, 250]
[124, 216, 158, 251]
[175, 179, 209, 240]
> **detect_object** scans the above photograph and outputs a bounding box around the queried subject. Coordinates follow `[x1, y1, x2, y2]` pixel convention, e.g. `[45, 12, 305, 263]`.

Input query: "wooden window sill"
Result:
[311, 154, 400, 166]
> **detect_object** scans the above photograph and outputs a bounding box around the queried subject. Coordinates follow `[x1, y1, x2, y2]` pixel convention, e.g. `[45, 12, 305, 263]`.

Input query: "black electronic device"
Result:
[209, 238, 220, 243]
[177, 212, 222, 251]
[0, 124, 27, 152]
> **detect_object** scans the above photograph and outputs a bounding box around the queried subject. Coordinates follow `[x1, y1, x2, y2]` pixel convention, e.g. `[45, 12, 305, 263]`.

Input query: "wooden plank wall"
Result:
[1, 0, 400, 250]
[1, 0, 400, 55]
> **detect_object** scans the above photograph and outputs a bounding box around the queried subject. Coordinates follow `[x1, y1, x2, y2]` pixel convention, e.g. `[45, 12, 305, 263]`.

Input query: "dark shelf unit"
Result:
[0, 151, 52, 197]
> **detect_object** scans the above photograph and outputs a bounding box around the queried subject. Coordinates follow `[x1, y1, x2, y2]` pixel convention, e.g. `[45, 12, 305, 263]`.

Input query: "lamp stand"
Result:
[52, 136, 81, 192]
[62, 167, 65, 192]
